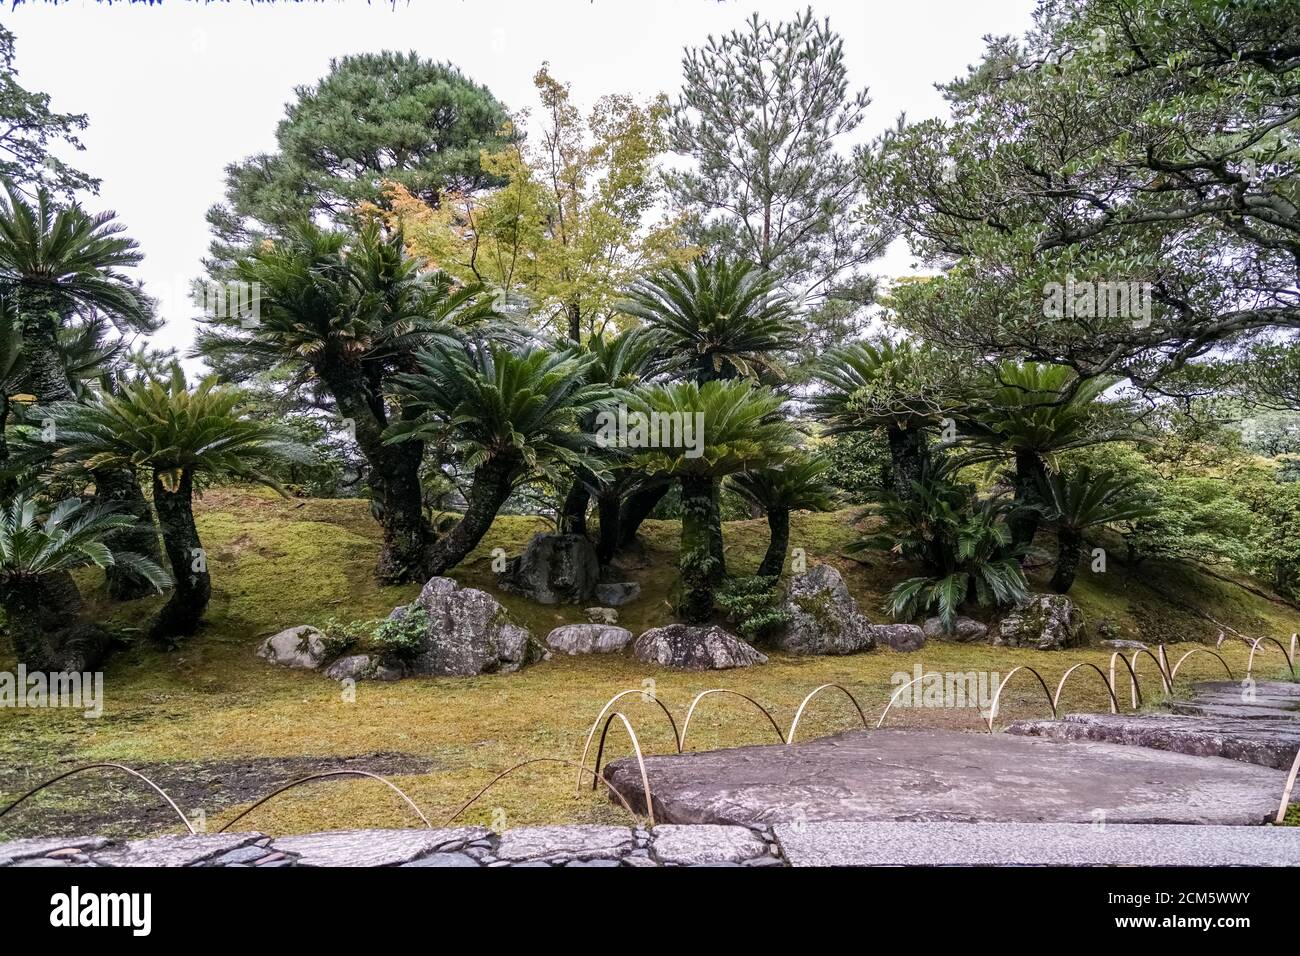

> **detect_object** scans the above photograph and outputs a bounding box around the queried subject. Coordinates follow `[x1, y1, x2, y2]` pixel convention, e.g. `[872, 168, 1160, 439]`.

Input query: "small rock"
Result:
[256, 626, 327, 669]
[923, 616, 988, 643]
[595, 582, 641, 606]
[634, 624, 767, 670]
[1101, 639, 1149, 651]
[585, 607, 619, 625]
[546, 624, 633, 655]
[323, 655, 402, 682]
[870, 623, 926, 652]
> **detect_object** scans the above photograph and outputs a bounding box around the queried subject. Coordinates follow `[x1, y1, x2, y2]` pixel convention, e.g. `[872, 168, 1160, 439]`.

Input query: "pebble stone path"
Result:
[0, 824, 788, 868]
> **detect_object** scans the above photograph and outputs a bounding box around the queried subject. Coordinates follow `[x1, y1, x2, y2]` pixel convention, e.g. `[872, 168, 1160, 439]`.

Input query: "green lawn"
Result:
[1, 487, 1296, 838]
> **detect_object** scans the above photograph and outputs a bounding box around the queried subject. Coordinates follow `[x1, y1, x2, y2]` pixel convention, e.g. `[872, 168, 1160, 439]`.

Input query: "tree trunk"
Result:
[426, 458, 516, 576]
[16, 289, 162, 598]
[757, 507, 790, 578]
[886, 425, 927, 500]
[149, 472, 212, 642]
[93, 466, 163, 601]
[560, 478, 590, 536]
[1051, 526, 1083, 593]
[617, 482, 669, 549]
[595, 488, 621, 565]
[0, 570, 98, 669]
[678, 474, 717, 624]
[1010, 449, 1047, 554]
[370, 439, 433, 583]
[323, 358, 433, 584]
[706, 477, 726, 579]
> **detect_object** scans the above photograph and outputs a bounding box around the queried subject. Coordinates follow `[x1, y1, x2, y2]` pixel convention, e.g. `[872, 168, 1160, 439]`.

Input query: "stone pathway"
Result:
[603, 728, 1292, 826]
[0, 824, 786, 868]
[773, 822, 1300, 867]
[1008, 680, 1300, 768]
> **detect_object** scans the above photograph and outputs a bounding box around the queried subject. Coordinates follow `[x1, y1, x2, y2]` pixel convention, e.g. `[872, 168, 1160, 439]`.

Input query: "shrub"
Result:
[716, 575, 790, 640]
[371, 606, 429, 663]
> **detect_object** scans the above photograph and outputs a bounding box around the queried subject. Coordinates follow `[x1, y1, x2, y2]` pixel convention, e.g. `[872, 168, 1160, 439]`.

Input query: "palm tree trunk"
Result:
[757, 506, 790, 578]
[149, 471, 212, 642]
[595, 488, 620, 565]
[1051, 526, 1083, 593]
[94, 466, 163, 600]
[886, 425, 927, 500]
[371, 440, 433, 583]
[324, 361, 434, 584]
[560, 478, 590, 536]
[679, 474, 717, 624]
[0, 570, 88, 668]
[1010, 449, 1047, 553]
[707, 478, 726, 579]
[19, 291, 162, 598]
[617, 482, 668, 549]
[426, 458, 516, 576]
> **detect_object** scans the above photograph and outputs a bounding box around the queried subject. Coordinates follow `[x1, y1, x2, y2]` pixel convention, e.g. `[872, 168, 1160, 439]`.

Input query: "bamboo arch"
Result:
[679, 689, 786, 751]
[1052, 662, 1121, 715]
[217, 770, 431, 832]
[1168, 647, 1235, 681]
[984, 666, 1057, 732]
[1277, 746, 1300, 826]
[786, 683, 868, 744]
[588, 712, 656, 826]
[445, 757, 645, 826]
[574, 689, 680, 796]
[1245, 636, 1297, 679]
[0, 763, 195, 835]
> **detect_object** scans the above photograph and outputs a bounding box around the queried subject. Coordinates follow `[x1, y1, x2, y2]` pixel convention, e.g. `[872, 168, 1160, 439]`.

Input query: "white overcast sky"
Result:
[5, 0, 1038, 358]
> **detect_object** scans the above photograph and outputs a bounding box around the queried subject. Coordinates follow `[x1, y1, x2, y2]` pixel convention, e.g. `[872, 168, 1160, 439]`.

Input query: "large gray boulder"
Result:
[923, 616, 988, 643]
[634, 624, 767, 670]
[406, 577, 543, 676]
[776, 564, 875, 655]
[995, 594, 1085, 650]
[546, 624, 633, 655]
[497, 533, 600, 605]
[256, 626, 326, 669]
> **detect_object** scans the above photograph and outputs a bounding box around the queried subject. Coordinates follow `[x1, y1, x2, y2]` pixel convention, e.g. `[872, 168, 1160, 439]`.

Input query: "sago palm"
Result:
[386, 342, 619, 575]
[0, 184, 162, 597]
[50, 369, 307, 641]
[1041, 466, 1158, 593]
[198, 220, 501, 583]
[618, 257, 799, 384]
[0, 493, 169, 668]
[809, 339, 954, 501]
[962, 362, 1119, 551]
[0, 183, 147, 403]
[850, 459, 1028, 632]
[633, 379, 794, 623]
[729, 456, 837, 577]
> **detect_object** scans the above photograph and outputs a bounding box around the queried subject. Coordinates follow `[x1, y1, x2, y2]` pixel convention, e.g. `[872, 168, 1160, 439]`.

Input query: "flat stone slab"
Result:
[649, 824, 770, 865]
[774, 822, 1300, 867]
[272, 827, 487, 867]
[603, 729, 1291, 826]
[1172, 681, 1299, 719]
[92, 833, 263, 867]
[0, 835, 109, 865]
[494, 825, 633, 862]
[1008, 713, 1300, 770]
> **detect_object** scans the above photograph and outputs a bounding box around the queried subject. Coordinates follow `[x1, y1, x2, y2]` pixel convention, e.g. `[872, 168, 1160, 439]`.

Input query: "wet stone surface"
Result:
[0, 824, 787, 867]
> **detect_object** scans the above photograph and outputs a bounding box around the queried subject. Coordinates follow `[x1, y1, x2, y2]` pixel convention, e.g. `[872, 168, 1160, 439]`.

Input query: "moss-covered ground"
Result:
[2, 487, 1296, 838]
